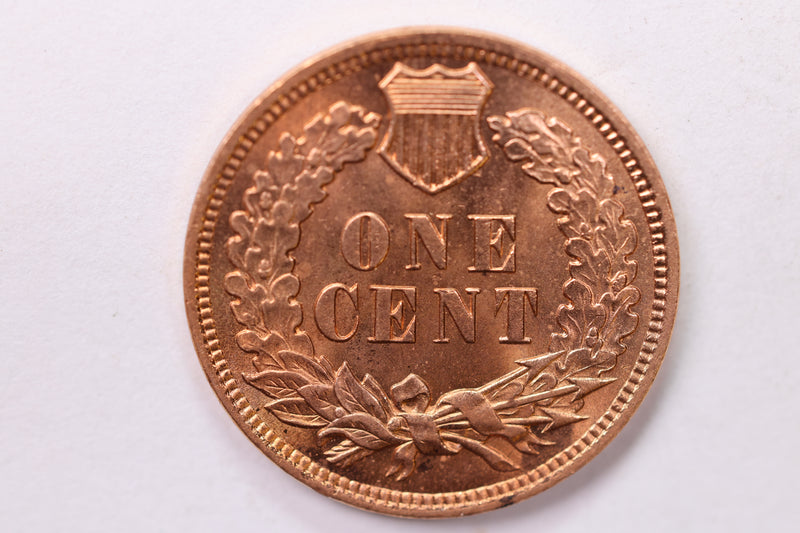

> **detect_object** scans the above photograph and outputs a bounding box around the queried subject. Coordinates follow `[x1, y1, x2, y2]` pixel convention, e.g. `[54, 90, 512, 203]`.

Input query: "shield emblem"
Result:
[378, 62, 493, 194]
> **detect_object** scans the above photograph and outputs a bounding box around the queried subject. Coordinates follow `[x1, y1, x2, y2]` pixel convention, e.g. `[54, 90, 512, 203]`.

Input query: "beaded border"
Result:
[192, 39, 671, 514]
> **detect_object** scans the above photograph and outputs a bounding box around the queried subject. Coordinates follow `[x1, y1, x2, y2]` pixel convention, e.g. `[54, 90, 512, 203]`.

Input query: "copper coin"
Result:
[184, 28, 679, 517]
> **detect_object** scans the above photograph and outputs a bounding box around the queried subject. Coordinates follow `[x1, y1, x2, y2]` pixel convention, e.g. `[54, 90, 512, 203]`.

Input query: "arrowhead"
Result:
[566, 377, 617, 400]
[515, 351, 564, 377]
[538, 406, 589, 431]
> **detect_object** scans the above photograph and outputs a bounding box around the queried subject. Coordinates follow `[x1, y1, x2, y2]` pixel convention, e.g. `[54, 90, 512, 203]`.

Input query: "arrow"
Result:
[566, 377, 617, 400]
[538, 406, 589, 431]
[433, 351, 565, 419]
[515, 350, 565, 378]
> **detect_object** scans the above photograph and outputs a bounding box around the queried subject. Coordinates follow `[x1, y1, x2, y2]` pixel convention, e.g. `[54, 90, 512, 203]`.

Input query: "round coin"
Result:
[184, 28, 679, 517]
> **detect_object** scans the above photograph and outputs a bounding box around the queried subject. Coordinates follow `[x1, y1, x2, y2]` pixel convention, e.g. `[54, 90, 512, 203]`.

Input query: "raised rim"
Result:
[183, 27, 679, 518]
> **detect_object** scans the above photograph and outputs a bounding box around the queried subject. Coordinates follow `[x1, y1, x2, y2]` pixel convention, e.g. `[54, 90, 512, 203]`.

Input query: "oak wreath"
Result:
[224, 101, 641, 481]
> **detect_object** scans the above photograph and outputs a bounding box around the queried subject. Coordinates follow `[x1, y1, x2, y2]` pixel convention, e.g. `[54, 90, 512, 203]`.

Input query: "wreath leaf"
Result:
[599, 286, 641, 356]
[319, 413, 401, 450]
[551, 280, 605, 355]
[334, 363, 387, 421]
[243, 369, 310, 400]
[278, 350, 334, 383]
[220, 103, 643, 480]
[566, 238, 611, 292]
[265, 397, 328, 428]
[361, 374, 395, 419]
[297, 384, 341, 421]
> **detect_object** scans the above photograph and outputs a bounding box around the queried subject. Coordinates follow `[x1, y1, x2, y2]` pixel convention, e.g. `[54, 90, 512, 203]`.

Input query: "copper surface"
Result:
[183, 28, 679, 517]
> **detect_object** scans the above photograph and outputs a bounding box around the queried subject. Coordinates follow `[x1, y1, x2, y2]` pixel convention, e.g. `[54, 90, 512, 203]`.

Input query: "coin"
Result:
[184, 28, 679, 517]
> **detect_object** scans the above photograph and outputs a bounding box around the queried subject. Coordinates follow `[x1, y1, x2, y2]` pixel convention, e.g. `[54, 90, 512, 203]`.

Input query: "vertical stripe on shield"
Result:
[386, 114, 480, 189]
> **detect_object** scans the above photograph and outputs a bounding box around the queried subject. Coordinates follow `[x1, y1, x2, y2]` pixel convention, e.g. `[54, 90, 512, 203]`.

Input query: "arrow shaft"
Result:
[500, 384, 578, 410]
[431, 365, 527, 419]
[434, 384, 578, 426]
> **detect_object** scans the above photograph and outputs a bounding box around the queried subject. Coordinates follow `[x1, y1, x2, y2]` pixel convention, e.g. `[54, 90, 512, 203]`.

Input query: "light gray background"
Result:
[2, 1, 798, 531]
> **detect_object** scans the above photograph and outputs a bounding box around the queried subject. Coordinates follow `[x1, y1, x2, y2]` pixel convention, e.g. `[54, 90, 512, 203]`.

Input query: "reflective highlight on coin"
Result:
[184, 29, 679, 517]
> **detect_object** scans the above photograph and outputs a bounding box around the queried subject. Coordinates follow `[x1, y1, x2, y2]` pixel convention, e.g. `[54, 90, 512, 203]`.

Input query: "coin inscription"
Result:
[185, 29, 678, 517]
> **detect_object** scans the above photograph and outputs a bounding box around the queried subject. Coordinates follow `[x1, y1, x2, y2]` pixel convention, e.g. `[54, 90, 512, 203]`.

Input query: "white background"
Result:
[2, 1, 798, 531]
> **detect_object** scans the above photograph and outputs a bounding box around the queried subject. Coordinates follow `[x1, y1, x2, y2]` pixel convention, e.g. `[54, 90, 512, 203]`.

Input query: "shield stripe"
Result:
[378, 62, 493, 193]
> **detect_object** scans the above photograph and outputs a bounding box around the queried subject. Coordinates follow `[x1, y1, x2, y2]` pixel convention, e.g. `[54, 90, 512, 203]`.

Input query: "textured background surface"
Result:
[2, 1, 798, 530]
